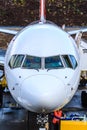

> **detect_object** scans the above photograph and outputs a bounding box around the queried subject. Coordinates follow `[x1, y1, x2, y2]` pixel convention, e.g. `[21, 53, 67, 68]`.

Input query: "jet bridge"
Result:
[79, 40, 87, 71]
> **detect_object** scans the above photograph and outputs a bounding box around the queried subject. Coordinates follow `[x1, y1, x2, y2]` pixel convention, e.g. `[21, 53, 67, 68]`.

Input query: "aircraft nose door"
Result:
[20, 75, 67, 113]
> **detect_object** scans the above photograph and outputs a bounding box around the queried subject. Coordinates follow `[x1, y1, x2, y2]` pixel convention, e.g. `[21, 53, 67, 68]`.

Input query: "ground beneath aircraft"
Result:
[0, 87, 87, 130]
[0, 92, 40, 130]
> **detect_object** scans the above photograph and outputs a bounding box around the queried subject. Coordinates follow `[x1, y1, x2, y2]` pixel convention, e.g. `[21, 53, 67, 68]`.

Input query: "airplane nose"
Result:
[20, 75, 66, 113]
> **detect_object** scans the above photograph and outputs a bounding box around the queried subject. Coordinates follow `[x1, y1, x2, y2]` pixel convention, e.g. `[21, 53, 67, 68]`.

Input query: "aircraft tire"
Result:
[81, 91, 87, 108]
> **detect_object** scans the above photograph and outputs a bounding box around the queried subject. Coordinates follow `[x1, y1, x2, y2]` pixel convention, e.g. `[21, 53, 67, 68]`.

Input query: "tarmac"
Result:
[0, 91, 40, 130]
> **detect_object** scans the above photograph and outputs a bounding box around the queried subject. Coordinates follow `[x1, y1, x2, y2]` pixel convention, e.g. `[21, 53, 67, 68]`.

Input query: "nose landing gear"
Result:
[26, 112, 49, 130]
[37, 113, 48, 127]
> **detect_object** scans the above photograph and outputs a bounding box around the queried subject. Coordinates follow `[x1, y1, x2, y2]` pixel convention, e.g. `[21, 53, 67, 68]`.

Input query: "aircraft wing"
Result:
[68, 28, 87, 35]
[0, 26, 87, 35]
[0, 28, 18, 35]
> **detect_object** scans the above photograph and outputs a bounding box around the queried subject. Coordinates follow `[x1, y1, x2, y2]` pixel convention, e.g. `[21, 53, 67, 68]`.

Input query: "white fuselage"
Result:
[5, 22, 80, 113]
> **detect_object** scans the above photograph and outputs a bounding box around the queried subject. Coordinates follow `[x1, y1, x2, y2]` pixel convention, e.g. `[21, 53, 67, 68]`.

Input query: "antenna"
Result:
[40, 0, 46, 23]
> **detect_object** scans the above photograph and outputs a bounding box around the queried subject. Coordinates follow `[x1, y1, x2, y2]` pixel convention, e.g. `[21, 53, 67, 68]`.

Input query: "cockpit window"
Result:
[9, 55, 24, 68]
[13, 55, 24, 68]
[45, 56, 64, 69]
[69, 55, 77, 69]
[62, 55, 72, 68]
[9, 54, 77, 70]
[22, 55, 41, 69]
[62, 55, 77, 69]
[9, 55, 17, 68]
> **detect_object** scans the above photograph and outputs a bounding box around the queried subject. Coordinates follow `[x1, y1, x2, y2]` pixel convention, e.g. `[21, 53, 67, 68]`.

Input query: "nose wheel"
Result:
[26, 111, 49, 130]
[36, 113, 48, 128]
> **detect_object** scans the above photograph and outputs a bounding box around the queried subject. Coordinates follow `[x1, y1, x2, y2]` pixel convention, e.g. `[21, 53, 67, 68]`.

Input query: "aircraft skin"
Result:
[0, 0, 87, 113]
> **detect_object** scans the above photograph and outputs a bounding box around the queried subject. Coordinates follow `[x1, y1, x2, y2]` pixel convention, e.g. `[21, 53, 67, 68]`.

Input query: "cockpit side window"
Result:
[45, 56, 64, 69]
[69, 55, 77, 69]
[9, 55, 17, 68]
[22, 55, 41, 69]
[13, 55, 24, 68]
[62, 55, 72, 68]
[9, 55, 24, 68]
[62, 55, 77, 69]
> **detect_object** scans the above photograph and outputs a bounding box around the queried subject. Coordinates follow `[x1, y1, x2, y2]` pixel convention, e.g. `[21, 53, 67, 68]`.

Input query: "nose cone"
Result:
[20, 75, 66, 113]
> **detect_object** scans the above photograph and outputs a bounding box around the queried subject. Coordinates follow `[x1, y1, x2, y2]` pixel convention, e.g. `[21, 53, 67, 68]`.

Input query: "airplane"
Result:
[0, 0, 87, 126]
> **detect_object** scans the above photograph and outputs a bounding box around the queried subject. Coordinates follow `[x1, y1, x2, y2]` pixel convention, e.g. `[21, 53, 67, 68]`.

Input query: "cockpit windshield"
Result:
[45, 56, 64, 69]
[22, 55, 41, 69]
[9, 54, 77, 70]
